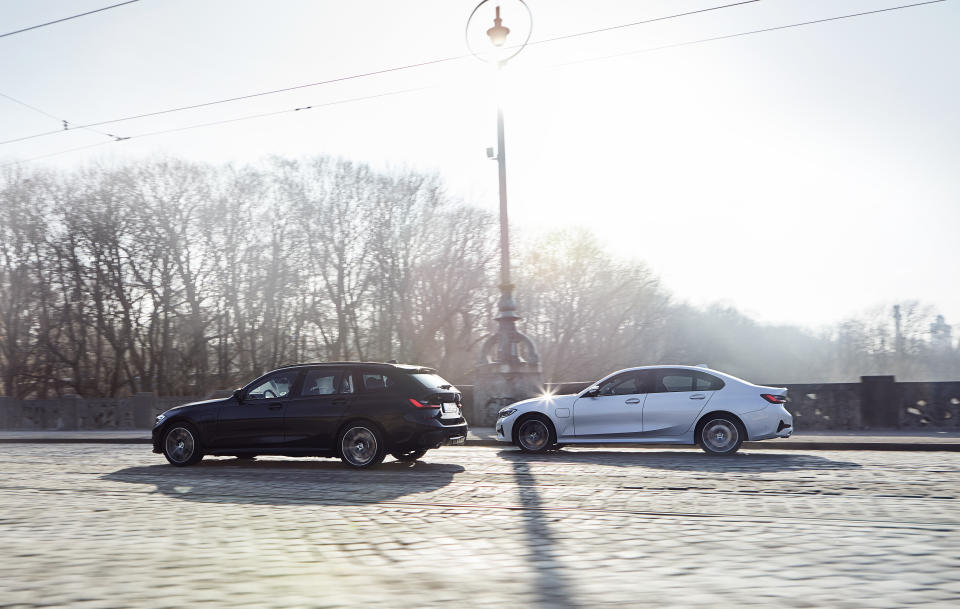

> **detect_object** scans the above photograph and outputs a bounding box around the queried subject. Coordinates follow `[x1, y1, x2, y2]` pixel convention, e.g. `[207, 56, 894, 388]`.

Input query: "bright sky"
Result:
[1, 0, 957, 330]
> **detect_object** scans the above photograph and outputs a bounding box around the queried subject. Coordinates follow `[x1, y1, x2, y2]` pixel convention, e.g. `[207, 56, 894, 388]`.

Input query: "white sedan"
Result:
[495, 365, 793, 455]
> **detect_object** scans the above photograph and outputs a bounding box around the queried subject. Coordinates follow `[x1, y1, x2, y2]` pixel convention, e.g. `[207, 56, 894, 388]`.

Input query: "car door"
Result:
[213, 369, 301, 450]
[283, 368, 355, 450]
[348, 370, 403, 426]
[641, 369, 718, 436]
[572, 370, 648, 438]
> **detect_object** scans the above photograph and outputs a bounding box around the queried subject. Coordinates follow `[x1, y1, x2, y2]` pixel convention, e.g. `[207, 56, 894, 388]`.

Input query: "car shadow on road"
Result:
[510, 459, 583, 609]
[497, 448, 863, 472]
[102, 457, 465, 506]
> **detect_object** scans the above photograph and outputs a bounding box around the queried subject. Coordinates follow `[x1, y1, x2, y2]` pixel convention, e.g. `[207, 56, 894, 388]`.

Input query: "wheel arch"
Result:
[694, 410, 749, 441]
[511, 412, 557, 446]
[336, 417, 390, 454]
[159, 416, 204, 445]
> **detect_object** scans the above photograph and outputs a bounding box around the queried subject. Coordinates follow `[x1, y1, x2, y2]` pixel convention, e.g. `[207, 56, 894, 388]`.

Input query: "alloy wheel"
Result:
[164, 426, 196, 464]
[701, 418, 739, 454]
[341, 426, 379, 466]
[517, 419, 551, 452]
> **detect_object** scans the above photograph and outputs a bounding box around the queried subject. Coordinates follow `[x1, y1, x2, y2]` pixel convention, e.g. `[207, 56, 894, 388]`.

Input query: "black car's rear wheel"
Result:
[391, 448, 428, 462]
[162, 424, 203, 466]
[339, 423, 387, 468]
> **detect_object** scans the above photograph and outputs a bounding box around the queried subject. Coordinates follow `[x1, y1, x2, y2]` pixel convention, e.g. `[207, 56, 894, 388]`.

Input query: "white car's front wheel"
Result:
[516, 417, 554, 453]
[698, 416, 744, 456]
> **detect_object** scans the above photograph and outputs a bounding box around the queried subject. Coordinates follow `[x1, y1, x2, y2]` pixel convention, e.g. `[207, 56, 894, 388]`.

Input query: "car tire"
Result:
[338, 423, 387, 468]
[391, 448, 428, 462]
[515, 416, 555, 453]
[162, 423, 204, 466]
[698, 415, 745, 456]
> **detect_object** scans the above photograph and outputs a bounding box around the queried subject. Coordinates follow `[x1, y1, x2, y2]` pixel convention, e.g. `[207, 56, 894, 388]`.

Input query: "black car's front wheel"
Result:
[391, 448, 428, 462]
[162, 423, 203, 466]
[339, 423, 387, 468]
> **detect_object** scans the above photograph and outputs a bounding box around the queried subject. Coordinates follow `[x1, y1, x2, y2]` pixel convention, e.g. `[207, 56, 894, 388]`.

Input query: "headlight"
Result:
[498, 408, 517, 418]
[155, 413, 166, 424]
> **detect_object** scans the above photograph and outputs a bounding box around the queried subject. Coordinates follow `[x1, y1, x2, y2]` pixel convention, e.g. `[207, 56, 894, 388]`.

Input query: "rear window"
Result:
[361, 373, 395, 392]
[696, 372, 725, 391]
[410, 373, 455, 390]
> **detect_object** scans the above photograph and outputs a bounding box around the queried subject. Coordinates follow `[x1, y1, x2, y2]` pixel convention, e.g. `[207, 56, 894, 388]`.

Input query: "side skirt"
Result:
[210, 448, 337, 457]
[556, 436, 694, 445]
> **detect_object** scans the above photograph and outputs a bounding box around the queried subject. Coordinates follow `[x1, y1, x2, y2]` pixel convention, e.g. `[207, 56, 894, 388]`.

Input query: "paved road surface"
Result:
[1, 444, 958, 608]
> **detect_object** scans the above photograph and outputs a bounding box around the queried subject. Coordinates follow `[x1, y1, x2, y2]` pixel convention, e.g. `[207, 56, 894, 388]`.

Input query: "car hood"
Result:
[160, 397, 231, 417]
[511, 393, 578, 414]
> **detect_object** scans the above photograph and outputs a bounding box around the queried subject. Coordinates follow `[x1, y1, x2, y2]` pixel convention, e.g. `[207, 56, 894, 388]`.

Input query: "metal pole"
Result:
[494, 85, 521, 365]
[496, 101, 510, 287]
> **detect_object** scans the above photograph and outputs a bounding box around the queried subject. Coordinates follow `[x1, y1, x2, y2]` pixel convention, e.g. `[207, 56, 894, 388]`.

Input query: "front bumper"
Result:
[151, 426, 163, 453]
[495, 417, 516, 443]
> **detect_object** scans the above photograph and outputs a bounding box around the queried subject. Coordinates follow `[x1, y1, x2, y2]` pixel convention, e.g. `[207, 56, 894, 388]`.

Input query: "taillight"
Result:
[761, 394, 787, 404]
[409, 398, 437, 408]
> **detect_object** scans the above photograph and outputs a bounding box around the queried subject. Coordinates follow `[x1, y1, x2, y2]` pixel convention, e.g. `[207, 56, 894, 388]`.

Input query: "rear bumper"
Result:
[775, 419, 793, 438]
[412, 422, 468, 449]
[746, 406, 794, 441]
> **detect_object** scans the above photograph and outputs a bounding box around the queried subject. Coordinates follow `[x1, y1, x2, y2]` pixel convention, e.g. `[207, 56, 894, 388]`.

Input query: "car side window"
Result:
[362, 373, 393, 392]
[301, 369, 352, 396]
[658, 371, 696, 392]
[246, 372, 296, 400]
[695, 372, 725, 391]
[598, 371, 644, 396]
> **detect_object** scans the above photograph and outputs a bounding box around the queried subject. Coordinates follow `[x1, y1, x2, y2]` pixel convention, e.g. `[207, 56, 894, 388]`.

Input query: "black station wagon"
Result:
[152, 362, 468, 468]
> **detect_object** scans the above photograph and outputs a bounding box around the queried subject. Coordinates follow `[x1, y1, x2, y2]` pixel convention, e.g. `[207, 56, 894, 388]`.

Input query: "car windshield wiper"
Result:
[438, 384, 453, 389]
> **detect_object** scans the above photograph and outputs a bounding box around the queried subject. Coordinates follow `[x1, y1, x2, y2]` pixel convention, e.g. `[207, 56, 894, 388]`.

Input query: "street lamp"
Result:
[467, 1, 541, 426]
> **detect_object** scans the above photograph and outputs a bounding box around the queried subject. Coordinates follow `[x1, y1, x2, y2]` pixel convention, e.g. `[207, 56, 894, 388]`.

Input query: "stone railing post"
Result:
[131, 392, 158, 429]
[0, 396, 23, 429]
[59, 395, 81, 430]
[860, 375, 899, 429]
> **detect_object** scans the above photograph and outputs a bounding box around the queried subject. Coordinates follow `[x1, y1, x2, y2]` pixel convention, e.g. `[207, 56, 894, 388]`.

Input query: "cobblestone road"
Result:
[1, 444, 958, 608]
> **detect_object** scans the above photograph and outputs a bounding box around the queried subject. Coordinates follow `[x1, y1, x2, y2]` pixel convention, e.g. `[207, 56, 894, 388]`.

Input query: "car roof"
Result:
[601, 365, 752, 385]
[273, 362, 437, 374]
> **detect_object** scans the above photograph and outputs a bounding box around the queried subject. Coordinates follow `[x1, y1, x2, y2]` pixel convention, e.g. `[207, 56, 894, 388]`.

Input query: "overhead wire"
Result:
[527, 0, 761, 48]
[554, 0, 949, 69]
[0, 0, 949, 168]
[1, 86, 436, 167]
[0, 91, 127, 141]
[0, 0, 762, 147]
[0, 0, 141, 40]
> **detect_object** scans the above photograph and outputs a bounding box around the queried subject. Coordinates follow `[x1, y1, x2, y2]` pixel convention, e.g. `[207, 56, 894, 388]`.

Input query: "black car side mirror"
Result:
[582, 386, 600, 398]
[233, 389, 243, 403]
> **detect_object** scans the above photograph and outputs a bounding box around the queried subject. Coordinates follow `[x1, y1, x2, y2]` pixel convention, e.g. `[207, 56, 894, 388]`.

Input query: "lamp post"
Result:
[467, 1, 541, 426]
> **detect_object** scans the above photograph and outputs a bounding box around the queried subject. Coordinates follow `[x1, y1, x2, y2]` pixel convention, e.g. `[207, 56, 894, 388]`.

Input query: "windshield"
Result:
[410, 373, 455, 390]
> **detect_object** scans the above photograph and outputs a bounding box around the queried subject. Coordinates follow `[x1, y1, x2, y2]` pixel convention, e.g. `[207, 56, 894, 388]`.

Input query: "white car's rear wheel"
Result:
[699, 416, 744, 456]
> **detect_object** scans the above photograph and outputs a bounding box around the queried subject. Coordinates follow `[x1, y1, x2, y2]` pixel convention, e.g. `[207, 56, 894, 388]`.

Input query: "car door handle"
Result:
[624, 398, 641, 404]
[331, 398, 348, 406]
[267, 403, 283, 410]
[689, 394, 706, 400]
